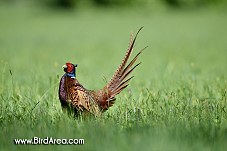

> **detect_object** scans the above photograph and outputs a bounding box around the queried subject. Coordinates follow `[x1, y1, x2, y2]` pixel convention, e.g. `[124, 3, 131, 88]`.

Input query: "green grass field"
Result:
[0, 4, 227, 151]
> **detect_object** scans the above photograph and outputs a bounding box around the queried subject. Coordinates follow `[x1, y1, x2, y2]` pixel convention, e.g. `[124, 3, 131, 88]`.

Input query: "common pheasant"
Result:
[59, 27, 147, 116]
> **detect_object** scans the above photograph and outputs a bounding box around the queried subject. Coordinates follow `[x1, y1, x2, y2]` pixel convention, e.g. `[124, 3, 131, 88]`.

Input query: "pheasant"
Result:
[59, 27, 147, 116]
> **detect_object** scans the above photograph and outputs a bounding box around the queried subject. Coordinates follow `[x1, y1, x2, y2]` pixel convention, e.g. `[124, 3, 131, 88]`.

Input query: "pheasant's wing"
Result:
[68, 85, 101, 115]
[77, 90, 101, 115]
[95, 27, 147, 110]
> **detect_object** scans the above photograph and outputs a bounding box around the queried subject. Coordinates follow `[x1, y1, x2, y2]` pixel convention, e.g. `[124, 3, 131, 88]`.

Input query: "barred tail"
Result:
[97, 27, 147, 110]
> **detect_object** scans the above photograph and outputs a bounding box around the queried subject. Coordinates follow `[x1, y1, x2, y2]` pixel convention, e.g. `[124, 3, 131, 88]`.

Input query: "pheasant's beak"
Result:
[62, 65, 67, 69]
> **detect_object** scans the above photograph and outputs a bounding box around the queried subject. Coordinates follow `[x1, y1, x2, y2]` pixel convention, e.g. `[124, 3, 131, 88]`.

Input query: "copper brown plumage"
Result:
[58, 27, 147, 116]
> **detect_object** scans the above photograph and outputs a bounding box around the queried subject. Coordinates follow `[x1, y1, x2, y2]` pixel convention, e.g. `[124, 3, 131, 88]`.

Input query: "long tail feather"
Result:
[107, 27, 143, 89]
[112, 76, 134, 93]
[121, 46, 148, 78]
[96, 27, 147, 110]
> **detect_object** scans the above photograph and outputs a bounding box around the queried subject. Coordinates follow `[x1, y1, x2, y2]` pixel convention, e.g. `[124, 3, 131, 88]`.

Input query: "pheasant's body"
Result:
[59, 27, 146, 116]
[59, 75, 102, 115]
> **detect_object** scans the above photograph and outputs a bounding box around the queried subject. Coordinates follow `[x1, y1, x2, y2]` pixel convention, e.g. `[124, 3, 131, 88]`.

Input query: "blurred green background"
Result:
[0, 0, 227, 151]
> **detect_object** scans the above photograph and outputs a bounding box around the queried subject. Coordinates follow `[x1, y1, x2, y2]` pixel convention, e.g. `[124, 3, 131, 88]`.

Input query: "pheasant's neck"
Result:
[66, 72, 76, 78]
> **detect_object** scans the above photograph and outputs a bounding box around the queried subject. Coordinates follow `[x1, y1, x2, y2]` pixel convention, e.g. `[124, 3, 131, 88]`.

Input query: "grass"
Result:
[0, 4, 227, 151]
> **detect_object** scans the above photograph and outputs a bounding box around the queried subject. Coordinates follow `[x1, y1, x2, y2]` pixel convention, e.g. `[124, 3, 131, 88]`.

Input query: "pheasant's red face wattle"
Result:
[65, 62, 75, 73]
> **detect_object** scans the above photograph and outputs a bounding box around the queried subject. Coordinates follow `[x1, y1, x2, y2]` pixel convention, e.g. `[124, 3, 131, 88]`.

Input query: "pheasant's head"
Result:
[62, 62, 78, 78]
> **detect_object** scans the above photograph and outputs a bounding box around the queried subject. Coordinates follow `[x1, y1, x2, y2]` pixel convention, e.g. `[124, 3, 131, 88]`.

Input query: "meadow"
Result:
[0, 4, 227, 151]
